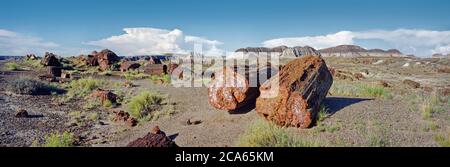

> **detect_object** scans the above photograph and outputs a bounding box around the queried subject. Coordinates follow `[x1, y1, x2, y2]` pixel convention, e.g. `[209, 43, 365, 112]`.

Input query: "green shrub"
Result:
[236, 119, 322, 147]
[421, 92, 447, 119]
[4, 61, 21, 71]
[127, 91, 165, 119]
[66, 77, 106, 99]
[434, 134, 450, 147]
[6, 78, 59, 95]
[330, 81, 391, 99]
[4, 59, 43, 71]
[124, 70, 150, 80]
[43, 131, 75, 147]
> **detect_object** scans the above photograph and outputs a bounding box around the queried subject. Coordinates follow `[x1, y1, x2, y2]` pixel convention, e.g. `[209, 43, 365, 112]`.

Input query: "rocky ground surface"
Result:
[0, 56, 449, 147]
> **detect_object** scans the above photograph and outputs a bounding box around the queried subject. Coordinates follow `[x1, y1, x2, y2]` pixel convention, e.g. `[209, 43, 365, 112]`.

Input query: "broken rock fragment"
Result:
[126, 126, 177, 147]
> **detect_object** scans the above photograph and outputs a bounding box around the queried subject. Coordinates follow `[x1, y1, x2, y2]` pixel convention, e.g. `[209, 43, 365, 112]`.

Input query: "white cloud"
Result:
[262, 29, 450, 57]
[87, 27, 223, 56]
[185, 35, 224, 56]
[263, 31, 354, 49]
[0, 29, 60, 55]
[432, 44, 450, 55]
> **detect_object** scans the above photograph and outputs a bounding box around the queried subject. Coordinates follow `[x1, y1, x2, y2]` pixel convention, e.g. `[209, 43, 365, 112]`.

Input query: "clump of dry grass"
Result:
[236, 119, 324, 147]
[330, 81, 391, 99]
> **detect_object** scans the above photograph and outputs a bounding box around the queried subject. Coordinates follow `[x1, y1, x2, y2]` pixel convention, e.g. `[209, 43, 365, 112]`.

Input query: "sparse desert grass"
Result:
[236, 119, 323, 147]
[434, 134, 450, 147]
[141, 104, 177, 122]
[149, 74, 171, 84]
[124, 70, 151, 80]
[65, 77, 107, 100]
[4, 59, 43, 71]
[6, 78, 60, 95]
[365, 121, 390, 147]
[330, 81, 391, 99]
[43, 131, 75, 147]
[87, 112, 99, 121]
[82, 97, 102, 110]
[4, 61, 21, 71]
[420, 92, 447, 119]
[127, 91, 166, 119]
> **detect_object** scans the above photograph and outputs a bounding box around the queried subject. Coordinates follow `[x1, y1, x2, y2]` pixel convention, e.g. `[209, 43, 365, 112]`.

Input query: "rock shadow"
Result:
[323, 97, 372, 115]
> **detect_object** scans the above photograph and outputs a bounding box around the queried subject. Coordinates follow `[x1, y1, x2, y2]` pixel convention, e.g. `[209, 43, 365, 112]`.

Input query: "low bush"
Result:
[127, 91, 165, 119]
[236, 119, 322, 147]
[6, 78, 60, 95]
[43, 131, 75, 147]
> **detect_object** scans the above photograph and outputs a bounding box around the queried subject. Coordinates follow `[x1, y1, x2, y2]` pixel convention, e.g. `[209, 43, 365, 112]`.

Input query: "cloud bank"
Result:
[87, 27, 224, 56]
[0, 29, 60, 55]
[263, 29, 450, 57]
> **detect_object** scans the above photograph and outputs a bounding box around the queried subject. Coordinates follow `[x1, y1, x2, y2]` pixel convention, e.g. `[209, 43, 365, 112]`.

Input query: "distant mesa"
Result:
[432, 53, 450, 59]
[235, 46, 321, 57]
[318, 45, 406, 57]
[235, 44, 407, 58]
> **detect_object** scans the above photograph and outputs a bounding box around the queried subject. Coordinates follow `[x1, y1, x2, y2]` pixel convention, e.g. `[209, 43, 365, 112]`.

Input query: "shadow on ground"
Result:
[323, 97, 372, 115]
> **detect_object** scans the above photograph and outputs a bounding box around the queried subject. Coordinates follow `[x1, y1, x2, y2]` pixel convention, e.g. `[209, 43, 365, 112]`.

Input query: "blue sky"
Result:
[1, 0, 450, 56]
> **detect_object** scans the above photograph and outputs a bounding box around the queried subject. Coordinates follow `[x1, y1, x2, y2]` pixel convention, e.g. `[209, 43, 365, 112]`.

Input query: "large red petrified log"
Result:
[208, 64, 276, 110]
[256, 55, 333, 128]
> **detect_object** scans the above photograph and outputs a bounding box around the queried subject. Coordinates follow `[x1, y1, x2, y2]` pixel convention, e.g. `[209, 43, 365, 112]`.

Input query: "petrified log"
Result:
[97, 49, 120, 70]
[143, 64, 167, 76]
[41, 52, 61, 66]
[403, 79, 420, 88]
[208, 65, 276, 110]
[148, 57, 162, 64]
[126, 126, 177, 147]
[15, 109, 29, 118]
[47, 66, 62, 77]
[120, 61, 141, 72]
[256, 55, 333, 128]
[84, 55, 99, 66]
[113, 110, 137, 127]
[91, 88, 117, 104]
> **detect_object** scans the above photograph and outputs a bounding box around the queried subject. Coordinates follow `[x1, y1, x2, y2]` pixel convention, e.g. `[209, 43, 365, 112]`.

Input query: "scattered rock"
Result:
[46, 66, 62, 77]
[143, 64, 167, 76]
[256, 55, 333, 128]
[353, 73, 364, 80]
[126, 126, 177, 147]
[40, 52, 61, 66]
[91, 89, 117, 104]
[148, 57, 162, 64]
[15, 109, 29, 118]
[437, 67, 450, 73]
[154, 79, 164, 85]
[123, 81, 134, 88]
[403, 79, 420, 88]
[186, 119, 202, 125]
[26, 54, 38, 60]
[120, 61, 141, 72]
[361, 69, 369, 75]
[97, 49, 120, 71]
[125, 117, 138, 127]
[61, 72, 71, 79]
[113, 111, 138, 127]
[379, 80, 390, 87]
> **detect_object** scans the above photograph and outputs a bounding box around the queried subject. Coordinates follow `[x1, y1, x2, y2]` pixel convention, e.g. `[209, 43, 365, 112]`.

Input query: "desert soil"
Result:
[0, 57, 449, 147]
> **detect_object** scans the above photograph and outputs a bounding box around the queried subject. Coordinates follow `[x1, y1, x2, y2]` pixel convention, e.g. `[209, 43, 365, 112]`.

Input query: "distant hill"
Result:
[432, 53, 450, 59]
[318, 45, 406, 57]
[0, 55, 23, 60]
[235, 45, 407, 58]
[234, 46, 320, 57]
